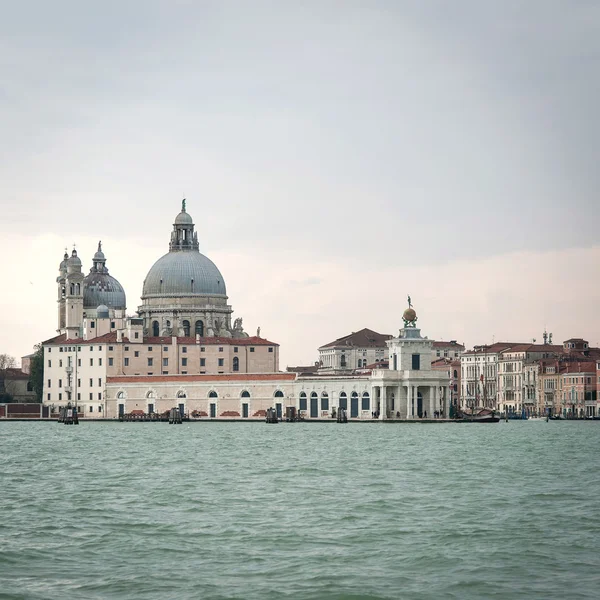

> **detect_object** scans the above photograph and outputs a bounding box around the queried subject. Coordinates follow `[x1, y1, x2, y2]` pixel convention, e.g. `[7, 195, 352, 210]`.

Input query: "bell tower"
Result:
[65, 248, 84, 339]
[57, 249, 68, 331]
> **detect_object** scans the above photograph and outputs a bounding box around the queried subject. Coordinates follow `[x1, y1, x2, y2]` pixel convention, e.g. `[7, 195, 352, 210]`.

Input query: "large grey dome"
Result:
[142, 251, 227, 297]
[83, 272, 127, 309]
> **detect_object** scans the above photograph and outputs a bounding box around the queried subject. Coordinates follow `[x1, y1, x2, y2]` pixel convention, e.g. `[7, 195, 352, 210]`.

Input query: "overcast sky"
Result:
[1, 1, 599, 366]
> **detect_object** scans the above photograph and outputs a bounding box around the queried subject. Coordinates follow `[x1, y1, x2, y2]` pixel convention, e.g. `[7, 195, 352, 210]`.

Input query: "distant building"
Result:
[317, 328, 392, 374]
[432, 340, 464, 360]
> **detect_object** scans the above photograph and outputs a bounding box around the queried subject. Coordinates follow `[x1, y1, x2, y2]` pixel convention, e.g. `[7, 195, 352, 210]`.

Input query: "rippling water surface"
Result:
[1, 421, 599, 599]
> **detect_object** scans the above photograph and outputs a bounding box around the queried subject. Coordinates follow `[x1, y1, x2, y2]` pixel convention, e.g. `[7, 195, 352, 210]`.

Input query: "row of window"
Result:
[116, 389, 282, 400]
[47, 393, 103, 402]
[48, 378, 102, 388]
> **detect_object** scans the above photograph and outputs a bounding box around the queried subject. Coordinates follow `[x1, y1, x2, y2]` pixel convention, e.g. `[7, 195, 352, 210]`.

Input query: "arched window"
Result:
[176, 391, 187, 398]
[362, 391, 370, 411]
[146, 391, 155, 399]
[233, 357, 239, 372]
[182, 320, 190, 336]
[117, 391, 125, 399]
[321, 391, 329, 411]
[166, 320, 171, 328]
[241, 390, 250, 398]
[195, 320, 204, 337]
[299, 391, 307, 411]
[152, 321, 159, 336]
[453, 369, 458, 379]
[209, 390, 218, 398]
[274, 390, 284, 398]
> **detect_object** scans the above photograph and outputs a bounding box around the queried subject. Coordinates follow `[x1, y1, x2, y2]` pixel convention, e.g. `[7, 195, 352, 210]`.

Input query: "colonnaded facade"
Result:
[42, 199, 451, 419]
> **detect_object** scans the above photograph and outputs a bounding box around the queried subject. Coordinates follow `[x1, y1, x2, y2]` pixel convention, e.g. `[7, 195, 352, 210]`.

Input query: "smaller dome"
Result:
[174, 210, 193, 225]
[403, 308, 417, 323]
[68, 249, 82, 267]
[97, 304, 109, 318]
[94, 249, 105, 261]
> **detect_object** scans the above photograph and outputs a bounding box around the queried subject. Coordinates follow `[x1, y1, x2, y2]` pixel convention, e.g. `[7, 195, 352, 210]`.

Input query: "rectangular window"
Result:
[48, 348, 51, 353]
[148, 346, 153, 351]
[218, 358, 224, 367]
[58, 379, 62, 388]
[134, 351, 139, 357]
[60, 347, 63, 352]
[234, 347, 238, 353]
[250, 348, 255, 353]
[269, 347, 273, 353]
[219, 347, 223, 352]
[148, 358, 153, 366]
[89, 393, 93, 400]
[89, 378, 93, 387]
[89, 406, 93, 412]
[200, 358, 206, 367]
[90, 347, 94, 351]
[59, 359, 63, 367]
[58, 393, 62, 401]
[182, 358, 188, 366]
[78, 378, 81, 387]
[162, 371, 168, 375]
[98, 393, 101, 400]
[77, 393, 80, 401]
[90, 358, 94, 366]
[163, 358, 168, 366]
[182, 347, 187, 353]
[124, 358, 129, 366]
[124, 346, 129, 351]
[108, 358, 114, 367]
[201, 347, 205, 352]
[99, 358, 102, 366]
[134, 332, 139, 339]
[163, 346, 168, 351]
[182, 371, 187, 375]
[98, 378, 101, 386]
[108, 346, 113, 351]
[412, 354, 421, 370]
[47, 393, 51, 401]
[110, 322, 115, 328]
[48, 360, 51, 367]
[90, 322, 95, 329]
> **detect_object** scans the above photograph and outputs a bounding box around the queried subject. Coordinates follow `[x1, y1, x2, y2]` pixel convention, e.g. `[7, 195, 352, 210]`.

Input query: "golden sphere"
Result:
[403, 308, 417, 322]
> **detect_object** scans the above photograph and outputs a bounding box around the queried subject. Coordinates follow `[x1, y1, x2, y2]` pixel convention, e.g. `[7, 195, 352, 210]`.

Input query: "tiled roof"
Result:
[319, 328, 392, 349]
[432, 341, 465, 349]
[2, 368, 30, 380]
[500, 344, 563, 354]
[108, 373, 297, 384]
[462, 343, 522, 355]
[43, 332, 278, 347]
[559, 362, 597, 374]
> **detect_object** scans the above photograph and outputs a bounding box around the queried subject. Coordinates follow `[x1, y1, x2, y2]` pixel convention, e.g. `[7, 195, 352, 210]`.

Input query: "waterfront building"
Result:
[557, 361, 597, 418]
[432, 358, 461, 413]
[42, 202, 277, 415]
[497, 344, 562, 416]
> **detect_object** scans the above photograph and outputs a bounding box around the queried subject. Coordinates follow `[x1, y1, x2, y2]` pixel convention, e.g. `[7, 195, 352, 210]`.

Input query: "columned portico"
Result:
[370, 302, 451, 421]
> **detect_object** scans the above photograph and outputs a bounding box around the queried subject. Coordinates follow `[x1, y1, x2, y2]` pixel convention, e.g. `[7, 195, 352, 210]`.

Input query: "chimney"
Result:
[117, 330, 123, 343]
[196, 333, 200, 344]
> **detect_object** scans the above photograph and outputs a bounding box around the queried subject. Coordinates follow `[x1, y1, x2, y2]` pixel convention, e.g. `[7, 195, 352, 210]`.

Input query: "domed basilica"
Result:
[55, 200, 248, 340]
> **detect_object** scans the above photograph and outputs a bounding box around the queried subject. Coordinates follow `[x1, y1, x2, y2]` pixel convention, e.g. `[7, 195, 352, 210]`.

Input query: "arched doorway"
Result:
[274, 390, 284, 419]
[339, 392, 347, 411]
[351, 392, 359, 418]
[310, 392, 318, 418]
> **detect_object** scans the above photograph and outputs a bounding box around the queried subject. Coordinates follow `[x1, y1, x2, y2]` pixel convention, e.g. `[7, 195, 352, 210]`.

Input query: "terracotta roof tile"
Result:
[319, 328, 392, 349]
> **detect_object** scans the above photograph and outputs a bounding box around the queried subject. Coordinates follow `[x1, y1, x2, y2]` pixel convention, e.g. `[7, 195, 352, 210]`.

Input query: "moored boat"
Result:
[456, 408, 500, 423]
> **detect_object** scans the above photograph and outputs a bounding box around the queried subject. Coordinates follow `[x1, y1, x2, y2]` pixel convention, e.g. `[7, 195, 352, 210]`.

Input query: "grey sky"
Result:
[1, 1, 599, 364]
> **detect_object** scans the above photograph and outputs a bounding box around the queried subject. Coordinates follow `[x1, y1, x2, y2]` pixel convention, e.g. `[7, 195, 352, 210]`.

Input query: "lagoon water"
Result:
[1, 421, 599, 600]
